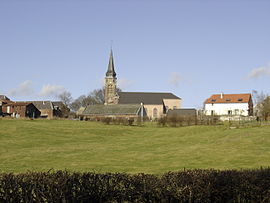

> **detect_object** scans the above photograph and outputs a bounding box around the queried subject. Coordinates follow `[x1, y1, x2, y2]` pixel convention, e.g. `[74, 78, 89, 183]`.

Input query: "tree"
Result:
[90, 89, 105, 104]
[253, 91, 270, 120]
[70, 95, 97, 112]
[261, 96, 270, 120]
[58, 91, 73, 107]
[57, 91, 73, 117]
[70, 87, 122, 112]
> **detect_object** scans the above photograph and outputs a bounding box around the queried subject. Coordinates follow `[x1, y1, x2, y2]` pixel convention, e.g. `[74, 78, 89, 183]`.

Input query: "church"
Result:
[80, 50, 182, 120]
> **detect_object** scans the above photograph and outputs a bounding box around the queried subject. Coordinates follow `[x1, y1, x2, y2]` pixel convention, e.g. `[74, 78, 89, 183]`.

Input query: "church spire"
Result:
[106, 49, 116, 77]
[104, 49, 118, 105]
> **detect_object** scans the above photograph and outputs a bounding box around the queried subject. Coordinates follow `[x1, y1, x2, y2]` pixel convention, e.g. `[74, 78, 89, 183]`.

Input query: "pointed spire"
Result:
[106, 49, 116, 77]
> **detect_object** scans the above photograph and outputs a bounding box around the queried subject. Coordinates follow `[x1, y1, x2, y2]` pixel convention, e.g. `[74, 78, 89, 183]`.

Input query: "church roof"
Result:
[118, 92, 181, 105]
[82, 104, 142, 115]
[106, 49, 116, 77]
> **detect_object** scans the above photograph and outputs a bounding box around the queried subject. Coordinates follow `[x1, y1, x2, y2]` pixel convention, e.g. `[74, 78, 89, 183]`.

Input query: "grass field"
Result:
[0, 119, 270, 174]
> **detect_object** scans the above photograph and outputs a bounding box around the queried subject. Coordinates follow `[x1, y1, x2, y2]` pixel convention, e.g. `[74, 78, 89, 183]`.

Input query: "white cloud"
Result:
[39, 84, 66, 97]
[8, 80, 34, 96]
[118, 78, 134, 90]
[169, 72, 181, 87]
[247, 64, 270, 79]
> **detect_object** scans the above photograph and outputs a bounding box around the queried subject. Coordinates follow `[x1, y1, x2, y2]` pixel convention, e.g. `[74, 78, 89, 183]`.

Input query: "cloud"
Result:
[39, 84, 66, 97]
[247, 64, 270, 79]
[169, 72, 181, 87]
[8, 80, 34, 96]
[118, 78, 134, 90]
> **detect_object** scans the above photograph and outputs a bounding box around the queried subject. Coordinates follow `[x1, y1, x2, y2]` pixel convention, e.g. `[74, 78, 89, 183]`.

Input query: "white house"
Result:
[204, 93, 253, 116]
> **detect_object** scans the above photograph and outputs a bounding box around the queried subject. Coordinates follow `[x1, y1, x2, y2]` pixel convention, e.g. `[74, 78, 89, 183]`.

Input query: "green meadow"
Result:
[0, 119, 270, 174]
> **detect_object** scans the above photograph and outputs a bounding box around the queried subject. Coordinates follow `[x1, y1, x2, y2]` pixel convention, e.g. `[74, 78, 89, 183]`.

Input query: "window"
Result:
[173, 106, 177, 110]
[211, 99, 216, 102]
[226, 99, 231, 102]
[234, 109, 239, 115]
[211, 110, 214, 116]
[228, 110, 232, 115]
[238, 98, 243, 101]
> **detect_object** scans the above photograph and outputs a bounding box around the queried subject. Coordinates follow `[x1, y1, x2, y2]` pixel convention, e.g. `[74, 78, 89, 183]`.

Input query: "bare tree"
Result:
[261, 96, 270, 120]
[58, 91, 73, 107]
[70, 87, 122, 112]
[70, 95, 97, 112]
[253, 91, 270, 120]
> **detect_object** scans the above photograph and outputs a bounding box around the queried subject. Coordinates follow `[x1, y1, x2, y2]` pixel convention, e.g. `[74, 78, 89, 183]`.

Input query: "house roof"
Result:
[204, 93, 252, 104]
[3, 102, 31, 107]
[0, 95, 10, 101]
[82, 104, 142, 115]
[28, 101, 53, 110]
[167, 108, 197, 116]
[52, 101, 65, 109]
[118, 92, 181, 105]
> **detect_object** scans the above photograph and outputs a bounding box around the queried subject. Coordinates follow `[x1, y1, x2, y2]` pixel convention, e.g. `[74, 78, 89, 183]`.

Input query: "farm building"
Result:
[2, 102, 41, 118]
[28, 101, 66, 118]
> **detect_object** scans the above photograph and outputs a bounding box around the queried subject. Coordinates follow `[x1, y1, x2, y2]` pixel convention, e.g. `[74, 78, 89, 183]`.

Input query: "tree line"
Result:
[57, 88, 121, 113]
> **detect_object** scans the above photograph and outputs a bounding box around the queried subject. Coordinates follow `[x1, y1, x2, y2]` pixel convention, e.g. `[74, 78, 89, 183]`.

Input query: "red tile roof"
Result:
[205, 93, 252, 104]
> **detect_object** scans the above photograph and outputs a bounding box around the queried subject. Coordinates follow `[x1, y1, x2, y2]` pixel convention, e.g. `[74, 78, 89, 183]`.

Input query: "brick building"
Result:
[2, 102, 41, 118]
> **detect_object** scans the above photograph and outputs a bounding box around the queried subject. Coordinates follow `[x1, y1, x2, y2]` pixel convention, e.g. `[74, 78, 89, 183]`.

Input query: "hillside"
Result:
[0, 119, 270, 174]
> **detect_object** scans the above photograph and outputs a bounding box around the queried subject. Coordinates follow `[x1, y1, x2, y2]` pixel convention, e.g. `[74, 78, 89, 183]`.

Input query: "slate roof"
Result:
[52, 101, 65, 109]
[3, 102, 31, 107]
[205, 93, 252, 104]
[106, 49, 116, 77]
[167, 109, 197, 116]
[28, 101, 53, 110]
[82, 104, 142, 115]
[118, 92, 181, 105]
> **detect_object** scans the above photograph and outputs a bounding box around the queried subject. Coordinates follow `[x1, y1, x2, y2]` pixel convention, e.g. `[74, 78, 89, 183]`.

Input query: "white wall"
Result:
[204, 103, 250, 116]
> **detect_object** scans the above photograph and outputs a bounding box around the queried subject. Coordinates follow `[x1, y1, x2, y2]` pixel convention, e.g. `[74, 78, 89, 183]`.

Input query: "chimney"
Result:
[221, 93, 224, 99]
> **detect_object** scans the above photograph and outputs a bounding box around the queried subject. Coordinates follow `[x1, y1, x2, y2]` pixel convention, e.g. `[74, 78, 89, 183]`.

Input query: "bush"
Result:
[1, 169, 270, 202]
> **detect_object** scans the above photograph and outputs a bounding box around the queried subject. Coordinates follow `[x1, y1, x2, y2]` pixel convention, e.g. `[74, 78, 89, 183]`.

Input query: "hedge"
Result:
[1, 169, 270, 202]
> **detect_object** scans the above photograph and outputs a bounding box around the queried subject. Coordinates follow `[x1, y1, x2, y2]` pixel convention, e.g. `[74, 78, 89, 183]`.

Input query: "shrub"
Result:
[1, 169, 270, 202]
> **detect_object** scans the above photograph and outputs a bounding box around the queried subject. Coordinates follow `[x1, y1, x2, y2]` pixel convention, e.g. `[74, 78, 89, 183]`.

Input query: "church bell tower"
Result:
[104, 49, 118, 105]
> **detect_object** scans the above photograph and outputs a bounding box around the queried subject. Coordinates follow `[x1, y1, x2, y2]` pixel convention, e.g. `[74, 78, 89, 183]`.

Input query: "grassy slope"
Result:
[0, 119, 270, 174]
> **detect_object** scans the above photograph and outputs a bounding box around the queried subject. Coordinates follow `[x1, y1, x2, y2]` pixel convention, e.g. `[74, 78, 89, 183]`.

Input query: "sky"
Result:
[0, 0, 270, 108]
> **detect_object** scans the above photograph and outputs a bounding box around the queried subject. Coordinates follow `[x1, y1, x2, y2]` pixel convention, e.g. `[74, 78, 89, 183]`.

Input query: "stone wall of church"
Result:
[144, 104, 164, 120]
[163, 99, 182, 110]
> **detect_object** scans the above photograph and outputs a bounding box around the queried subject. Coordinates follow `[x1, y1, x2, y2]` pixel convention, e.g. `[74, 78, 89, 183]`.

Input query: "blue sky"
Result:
[0, 0, 269, 108]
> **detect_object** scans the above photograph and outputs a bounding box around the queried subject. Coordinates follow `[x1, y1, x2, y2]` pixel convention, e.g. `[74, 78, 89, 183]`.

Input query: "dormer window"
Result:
[211, 99, 216, 102]
[226, 99, 231, 102]
[238, 98, 243, 101]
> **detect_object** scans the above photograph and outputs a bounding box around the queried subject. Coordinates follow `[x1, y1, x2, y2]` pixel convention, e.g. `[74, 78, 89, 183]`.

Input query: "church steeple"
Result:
[106, 49, 116, 77]
[104, 49, 118, 105]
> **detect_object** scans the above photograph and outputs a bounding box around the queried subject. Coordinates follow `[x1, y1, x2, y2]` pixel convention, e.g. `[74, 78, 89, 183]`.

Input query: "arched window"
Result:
[153, 108, 158, 118]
